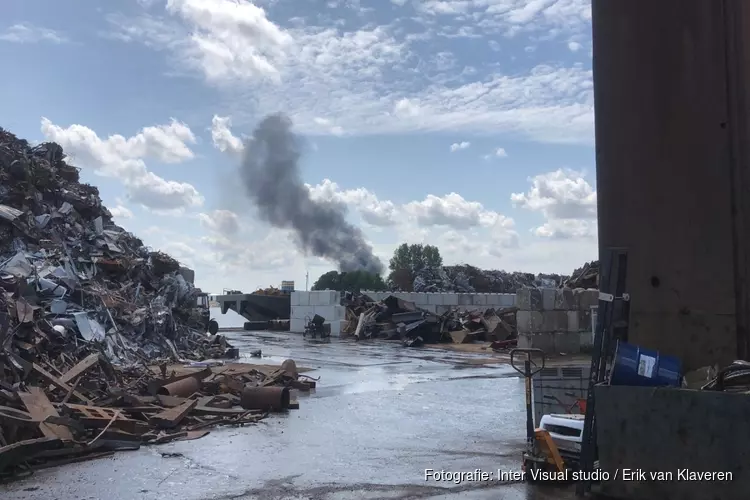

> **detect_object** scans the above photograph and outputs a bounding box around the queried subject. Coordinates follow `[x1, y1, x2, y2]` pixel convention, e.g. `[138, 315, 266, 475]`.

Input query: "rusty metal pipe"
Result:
[157, 376, 201, 397]
[240, 386, 290, 411]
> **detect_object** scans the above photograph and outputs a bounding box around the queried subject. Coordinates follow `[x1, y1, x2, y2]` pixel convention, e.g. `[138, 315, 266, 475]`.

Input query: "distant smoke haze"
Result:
[238, 113, 383, 274]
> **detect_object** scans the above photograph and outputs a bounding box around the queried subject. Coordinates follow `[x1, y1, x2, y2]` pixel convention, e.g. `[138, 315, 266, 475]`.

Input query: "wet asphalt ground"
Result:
[1, 331, 577, 500]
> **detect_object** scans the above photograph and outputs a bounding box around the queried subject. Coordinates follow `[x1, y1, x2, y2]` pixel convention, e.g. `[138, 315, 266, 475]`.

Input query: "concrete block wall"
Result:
[290, 291, 346, 335]
[359, 291, 516, 313]
[291, 290, 339, 307]
[516, 287, 598, 354]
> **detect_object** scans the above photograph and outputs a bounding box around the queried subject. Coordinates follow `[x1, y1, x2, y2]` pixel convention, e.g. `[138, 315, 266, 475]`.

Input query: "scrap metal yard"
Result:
[1, 329, 578, 500]
[6, 0, 750, 496]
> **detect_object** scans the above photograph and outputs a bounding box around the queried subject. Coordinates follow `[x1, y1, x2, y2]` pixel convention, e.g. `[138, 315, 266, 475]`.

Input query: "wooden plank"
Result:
[204, 397, 233, 409]
[149, 399, 197, 429]
[0, 437, 63, 472]
[18, 388, 73, 441]
[191, 406, 256, 416]
[122, 394, 157, 406]
[195, 396, 217, 408]
[116, 406, 163, 413]
[157, 395, 189, 408]
[63, 404, 150, 435]
[354, 312, 366, 339]
[59, 353, 100, 384]
[32, 364, 91, 403]
[78, 417, 149, 435]
[289, 380, 312, 391]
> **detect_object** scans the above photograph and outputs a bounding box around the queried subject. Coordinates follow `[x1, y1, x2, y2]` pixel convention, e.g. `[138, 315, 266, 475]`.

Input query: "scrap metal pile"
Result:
[0, 128, 315, 476]
[0, 128, 229, 363]
[343, 294, 518, 348]
[252, 286, 289, 296]
[563, 260, 599, 289]
[405, 265, 563, 293]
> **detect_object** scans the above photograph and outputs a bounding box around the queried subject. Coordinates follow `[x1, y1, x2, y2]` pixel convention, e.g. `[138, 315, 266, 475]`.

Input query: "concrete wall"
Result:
[290, 291, 346, 335]
[360, 291, 516, 315]
[595, 385, 749, 500]
[516, 288, 598, 354]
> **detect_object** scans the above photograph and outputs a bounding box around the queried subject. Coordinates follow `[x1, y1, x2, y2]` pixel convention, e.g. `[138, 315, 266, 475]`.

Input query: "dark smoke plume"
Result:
[239, 113, 384, 274]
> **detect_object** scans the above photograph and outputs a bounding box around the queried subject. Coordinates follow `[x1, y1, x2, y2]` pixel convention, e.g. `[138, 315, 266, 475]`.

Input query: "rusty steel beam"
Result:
[592, 0, 750, 370]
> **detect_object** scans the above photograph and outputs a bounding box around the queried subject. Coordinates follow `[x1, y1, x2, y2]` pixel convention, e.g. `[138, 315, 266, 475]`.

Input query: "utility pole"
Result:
[305, 271, 309, 291]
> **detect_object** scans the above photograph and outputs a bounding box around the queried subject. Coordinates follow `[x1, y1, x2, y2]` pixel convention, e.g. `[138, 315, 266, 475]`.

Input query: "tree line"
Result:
[312, 243, 442, 292]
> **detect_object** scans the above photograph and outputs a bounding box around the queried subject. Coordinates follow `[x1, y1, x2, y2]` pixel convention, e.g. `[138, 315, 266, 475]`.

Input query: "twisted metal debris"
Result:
[0, 128, 319, 478]
[0, 127, 229, 365]
[399, 264, 565, 293]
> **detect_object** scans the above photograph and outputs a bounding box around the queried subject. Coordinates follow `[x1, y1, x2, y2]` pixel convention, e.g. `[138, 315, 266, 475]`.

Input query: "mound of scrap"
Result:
[563, 260, 599, 289]
[0, 128, 312, 476]
[343, 294, 518, 348]
[394, 264, 564, 293]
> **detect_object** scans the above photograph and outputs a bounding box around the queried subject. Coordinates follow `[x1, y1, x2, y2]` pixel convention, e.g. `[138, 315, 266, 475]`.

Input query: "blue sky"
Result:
[1, 0, 597, 294]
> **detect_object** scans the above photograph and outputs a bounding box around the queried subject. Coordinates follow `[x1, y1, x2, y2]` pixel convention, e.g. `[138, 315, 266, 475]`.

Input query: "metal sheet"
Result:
[595, 385, 749, 500]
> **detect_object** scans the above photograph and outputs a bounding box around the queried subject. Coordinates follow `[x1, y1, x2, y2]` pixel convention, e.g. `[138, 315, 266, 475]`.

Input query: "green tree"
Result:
[387, 243, 443, 289]
[312, 270, 387, 292]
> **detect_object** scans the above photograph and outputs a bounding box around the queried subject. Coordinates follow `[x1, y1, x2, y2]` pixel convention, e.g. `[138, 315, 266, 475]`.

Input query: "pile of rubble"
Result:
[0, 356, 312, 477]
[0, 128, 315, 475]
[0, 128, 228, 363]
[342, 294, 518, 348]
[252, 286, 288, 296]
[563, 260, 599, 289]
[404, 265, 563, 293]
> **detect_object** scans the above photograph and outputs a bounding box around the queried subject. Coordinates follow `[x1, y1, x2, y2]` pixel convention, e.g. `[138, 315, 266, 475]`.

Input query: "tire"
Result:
[208, 319, 219, 335]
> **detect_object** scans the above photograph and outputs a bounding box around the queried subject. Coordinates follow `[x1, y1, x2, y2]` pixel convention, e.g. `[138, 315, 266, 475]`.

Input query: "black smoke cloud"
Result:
[239, 113, 384, 275]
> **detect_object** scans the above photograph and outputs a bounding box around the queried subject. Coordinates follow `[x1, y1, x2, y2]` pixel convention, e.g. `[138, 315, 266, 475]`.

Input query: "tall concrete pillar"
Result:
[592, 0, 750, 370]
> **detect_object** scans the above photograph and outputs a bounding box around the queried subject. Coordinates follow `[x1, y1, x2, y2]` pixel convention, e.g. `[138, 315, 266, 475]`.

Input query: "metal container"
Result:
[610, 341, 682, 387]
[240, 386, 291, 411]
[157, 376, 201, 397]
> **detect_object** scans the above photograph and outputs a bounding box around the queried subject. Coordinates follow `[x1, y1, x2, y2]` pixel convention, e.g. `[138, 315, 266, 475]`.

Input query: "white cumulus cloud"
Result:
[40, 118, 204, 212]
[105, 0, 595, 144]
[511, 168, 597, 239]
[0, 23, 68, 44]
[211, 115, 245, 153]
[199, 209, 241, 237]
[450, 141, 470, 152]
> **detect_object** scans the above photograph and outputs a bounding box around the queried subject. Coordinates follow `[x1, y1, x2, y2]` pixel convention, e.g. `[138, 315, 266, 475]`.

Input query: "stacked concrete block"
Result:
[516, 288, 543, 311]
[309, 290, 339, 306]
[293, 305, 315, 320]
[292, 291, 310, 307]
[516, 287, 599, 354]
[329, 320, 347, 337]
[435, 305, 452, 315]
[499, 294, 515, 307]
[289, 302, 347, 334]
[358, 291, 517, 314]
[542, 288, 556, 311]
[290, 318, 306, 333]
[427, 293, 442, 306]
